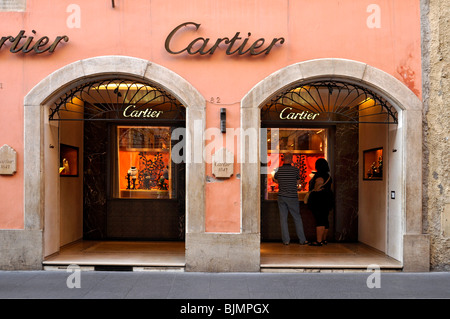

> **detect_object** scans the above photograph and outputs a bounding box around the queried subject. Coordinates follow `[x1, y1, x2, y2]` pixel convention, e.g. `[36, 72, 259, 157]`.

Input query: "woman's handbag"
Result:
[304, 176, 331, 205]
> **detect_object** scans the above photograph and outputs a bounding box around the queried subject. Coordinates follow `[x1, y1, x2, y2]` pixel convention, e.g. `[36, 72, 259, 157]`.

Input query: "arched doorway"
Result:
[259, 80, 397, 246]
[23, 56, 206, 267]
[240, 59, 428, 271]
[52, 78, 186, 242]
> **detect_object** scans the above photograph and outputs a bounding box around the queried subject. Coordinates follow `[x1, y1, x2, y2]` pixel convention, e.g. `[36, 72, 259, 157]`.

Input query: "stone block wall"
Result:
[421, 0, 450, 271]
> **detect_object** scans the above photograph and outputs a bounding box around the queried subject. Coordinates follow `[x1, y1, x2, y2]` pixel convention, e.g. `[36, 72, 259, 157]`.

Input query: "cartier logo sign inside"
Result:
[122, 105, 163, 119]
[279, 107, 320, 120]
[0, 30, 69, 54]
[165, 22, 285, 56]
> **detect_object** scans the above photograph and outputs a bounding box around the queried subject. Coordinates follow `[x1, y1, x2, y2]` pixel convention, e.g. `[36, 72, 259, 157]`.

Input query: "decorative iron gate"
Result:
[261, 80, 397, 124]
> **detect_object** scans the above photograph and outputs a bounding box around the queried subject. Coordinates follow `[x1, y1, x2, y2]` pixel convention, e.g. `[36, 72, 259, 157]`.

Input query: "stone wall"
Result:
[421, 0, 450, 271]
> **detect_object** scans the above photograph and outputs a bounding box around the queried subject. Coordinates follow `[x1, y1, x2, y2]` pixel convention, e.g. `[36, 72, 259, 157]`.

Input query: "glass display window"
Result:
[264, 128, 328, 200]
[115, 126, 175, 199]
[363, 147, 383, 180]
[59, 144, 79, 177]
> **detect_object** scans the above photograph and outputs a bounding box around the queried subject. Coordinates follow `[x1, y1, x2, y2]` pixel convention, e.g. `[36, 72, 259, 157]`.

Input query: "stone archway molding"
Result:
[22, 55, 206, 269]
[241, 58, 429, 272]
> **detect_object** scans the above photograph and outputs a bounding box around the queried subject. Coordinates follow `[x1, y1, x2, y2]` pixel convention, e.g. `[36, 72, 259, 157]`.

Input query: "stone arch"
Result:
[23, 56, 206, 263]
[241, 58, 429, 271]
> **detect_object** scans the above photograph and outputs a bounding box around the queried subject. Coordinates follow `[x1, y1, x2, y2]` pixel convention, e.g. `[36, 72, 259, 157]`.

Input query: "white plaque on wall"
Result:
[0, 144, 17, 175]
[0, 0, 26, 12]
[212, 148, 234, 179]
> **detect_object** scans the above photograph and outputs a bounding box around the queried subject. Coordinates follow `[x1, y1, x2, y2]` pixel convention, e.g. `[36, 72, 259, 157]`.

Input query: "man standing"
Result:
[273, 152, 308, 245]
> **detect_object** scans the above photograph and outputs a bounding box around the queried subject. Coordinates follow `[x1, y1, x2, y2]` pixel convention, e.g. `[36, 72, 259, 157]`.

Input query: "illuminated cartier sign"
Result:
[0, 30, 69, 54]
[279, 107, 320, 120]
[165, 22, 285, 56]
[122, 105, 163, 118]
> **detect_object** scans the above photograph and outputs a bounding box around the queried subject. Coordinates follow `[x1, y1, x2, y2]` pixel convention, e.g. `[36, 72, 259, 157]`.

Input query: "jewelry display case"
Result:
[264, 128, 328, 201]
[115, 126, 174, 199]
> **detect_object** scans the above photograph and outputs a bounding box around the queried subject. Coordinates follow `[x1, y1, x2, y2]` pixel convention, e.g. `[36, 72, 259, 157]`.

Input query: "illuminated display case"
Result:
[363, 147, 383, 180]
[59, 144, 79, 177]
[115, 126, 175, 199]
[264, 128, 327, 200]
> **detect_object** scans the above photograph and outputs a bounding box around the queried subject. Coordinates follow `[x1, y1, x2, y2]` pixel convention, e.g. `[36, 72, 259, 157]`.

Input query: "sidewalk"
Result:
[1, 270, 449, 299]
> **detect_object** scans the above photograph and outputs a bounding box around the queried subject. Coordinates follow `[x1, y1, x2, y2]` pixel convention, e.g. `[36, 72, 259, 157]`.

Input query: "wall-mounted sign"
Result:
[279, 107, 320, 120]
[165, 22, 285, 56]
[212, 148, 234, 179]
[0, 30, 69, 54]
[0, 144, 17, 175]
[0, 0, 26, 12]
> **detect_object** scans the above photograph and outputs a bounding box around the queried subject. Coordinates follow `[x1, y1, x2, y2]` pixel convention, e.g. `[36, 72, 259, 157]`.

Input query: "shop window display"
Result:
[363, 147, 383, 180]
[264, 128, 327, 200]
[115, 126, 174, 199]
[59, 144, 79, 177]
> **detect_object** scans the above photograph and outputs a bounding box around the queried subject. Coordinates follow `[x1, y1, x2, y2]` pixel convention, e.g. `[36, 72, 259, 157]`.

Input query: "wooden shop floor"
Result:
[43, 240, 402, 272]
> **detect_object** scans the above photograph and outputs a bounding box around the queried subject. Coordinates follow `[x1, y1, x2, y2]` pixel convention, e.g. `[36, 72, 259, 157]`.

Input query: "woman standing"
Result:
[308, 158, 333, 246]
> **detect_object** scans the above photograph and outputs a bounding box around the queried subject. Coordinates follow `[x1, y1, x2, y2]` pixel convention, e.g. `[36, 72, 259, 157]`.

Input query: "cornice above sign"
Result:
[0, 30, 69, 54]
[165, 22, 285, 56]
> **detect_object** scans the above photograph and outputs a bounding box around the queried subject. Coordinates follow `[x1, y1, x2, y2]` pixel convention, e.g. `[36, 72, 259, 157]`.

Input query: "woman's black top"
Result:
[309, 172, 332, 192]
[308, 172, 333, 211]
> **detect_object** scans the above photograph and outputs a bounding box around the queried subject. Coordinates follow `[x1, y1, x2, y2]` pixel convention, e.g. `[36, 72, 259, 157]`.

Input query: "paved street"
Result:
[0, 270, 449, 300]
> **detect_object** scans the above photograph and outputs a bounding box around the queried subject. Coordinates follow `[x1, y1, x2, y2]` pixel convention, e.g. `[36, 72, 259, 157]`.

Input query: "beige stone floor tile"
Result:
[43, 240, 402, 271]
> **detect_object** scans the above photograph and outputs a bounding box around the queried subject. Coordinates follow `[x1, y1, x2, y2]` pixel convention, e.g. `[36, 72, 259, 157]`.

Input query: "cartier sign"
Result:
[165, 22, 285, 56]
[0, 30, 69, 54]
[122, 105, 163, 118]
[279, 107, 320, 120]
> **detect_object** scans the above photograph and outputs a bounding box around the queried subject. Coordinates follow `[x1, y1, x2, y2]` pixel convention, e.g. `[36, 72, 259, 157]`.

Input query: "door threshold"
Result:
[260, 242, 403, 272]
[43, 240, 186, 270]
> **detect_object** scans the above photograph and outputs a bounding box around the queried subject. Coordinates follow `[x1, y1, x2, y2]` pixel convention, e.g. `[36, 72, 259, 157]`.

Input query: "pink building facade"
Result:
[0, 0, 432, 271]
